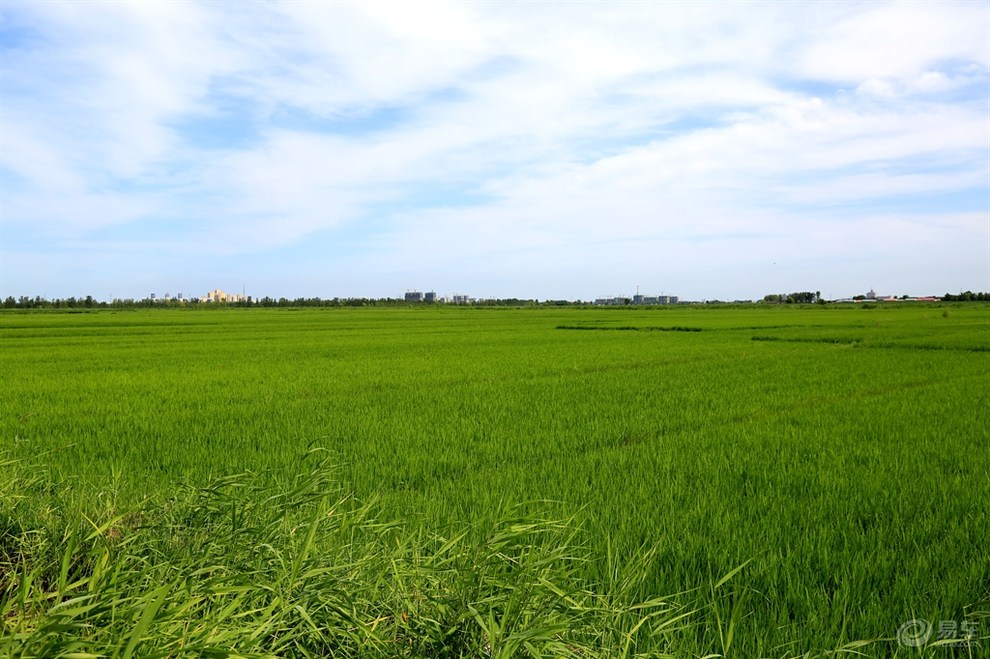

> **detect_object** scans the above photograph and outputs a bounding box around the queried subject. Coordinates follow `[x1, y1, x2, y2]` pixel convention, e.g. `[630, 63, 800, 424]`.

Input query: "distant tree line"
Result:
[762, 291, 822, 304]
[248, 296, 542, 307]
[1, 295, 548, 310]
[941, 291, 990, 302]
[1, 295, 417, 309]
[3, 295, 107, 309]
[254, 297, 411, 307]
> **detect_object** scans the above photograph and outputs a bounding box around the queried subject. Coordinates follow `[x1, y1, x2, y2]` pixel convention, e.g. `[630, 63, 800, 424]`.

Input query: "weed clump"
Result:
[1, 454, 691, 658]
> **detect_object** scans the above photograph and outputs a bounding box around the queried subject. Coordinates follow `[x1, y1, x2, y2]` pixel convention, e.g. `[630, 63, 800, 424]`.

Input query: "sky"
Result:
[1, 1, 988, 302]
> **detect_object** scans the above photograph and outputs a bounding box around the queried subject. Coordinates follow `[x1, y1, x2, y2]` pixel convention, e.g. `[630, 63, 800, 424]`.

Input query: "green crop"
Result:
[2, 304, 988, 656]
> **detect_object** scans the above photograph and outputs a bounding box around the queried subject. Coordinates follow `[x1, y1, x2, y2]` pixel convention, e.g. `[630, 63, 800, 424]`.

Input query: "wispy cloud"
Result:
[1, 0, 987, 300]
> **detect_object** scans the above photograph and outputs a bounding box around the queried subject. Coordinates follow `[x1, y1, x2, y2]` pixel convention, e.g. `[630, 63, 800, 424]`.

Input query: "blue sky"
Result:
[1, 0, 988, 301]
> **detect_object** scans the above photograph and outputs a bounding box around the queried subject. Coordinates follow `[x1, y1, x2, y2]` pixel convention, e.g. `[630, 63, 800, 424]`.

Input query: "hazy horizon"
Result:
[2, 1, 988, 302]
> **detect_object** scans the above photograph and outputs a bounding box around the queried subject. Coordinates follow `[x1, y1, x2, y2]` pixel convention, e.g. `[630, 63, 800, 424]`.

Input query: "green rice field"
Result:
[2, 304, 989, 657]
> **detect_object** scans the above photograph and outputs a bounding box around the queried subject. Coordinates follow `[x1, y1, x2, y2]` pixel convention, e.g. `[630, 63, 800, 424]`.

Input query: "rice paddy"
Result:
[2, 304, 988, 657]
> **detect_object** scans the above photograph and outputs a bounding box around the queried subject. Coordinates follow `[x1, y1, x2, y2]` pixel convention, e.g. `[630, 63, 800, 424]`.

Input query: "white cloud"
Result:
[793, 1, 990, 83]
[857, 79, 897, 98]
[5, 1, 236, 175]
[912, 71, 952, 94]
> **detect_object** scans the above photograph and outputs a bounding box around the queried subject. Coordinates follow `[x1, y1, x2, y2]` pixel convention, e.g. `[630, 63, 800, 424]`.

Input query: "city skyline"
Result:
[2, 1, 988, 302]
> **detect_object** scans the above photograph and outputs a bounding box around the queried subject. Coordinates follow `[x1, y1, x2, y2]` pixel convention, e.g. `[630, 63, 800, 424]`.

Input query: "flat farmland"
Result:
[2, 305, 988, 657]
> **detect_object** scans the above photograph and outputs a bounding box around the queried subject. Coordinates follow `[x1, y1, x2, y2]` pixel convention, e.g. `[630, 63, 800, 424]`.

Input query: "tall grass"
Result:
[2, 452, 699, 658]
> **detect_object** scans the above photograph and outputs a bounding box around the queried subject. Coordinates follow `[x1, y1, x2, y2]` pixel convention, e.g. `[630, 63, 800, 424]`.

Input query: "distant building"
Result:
[424, 291, 437, 303]
[594, 293, 677, 306]
[404, 291, 424, 303]
[451, 294, 472, 305]
[201, 288, 245, 303]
